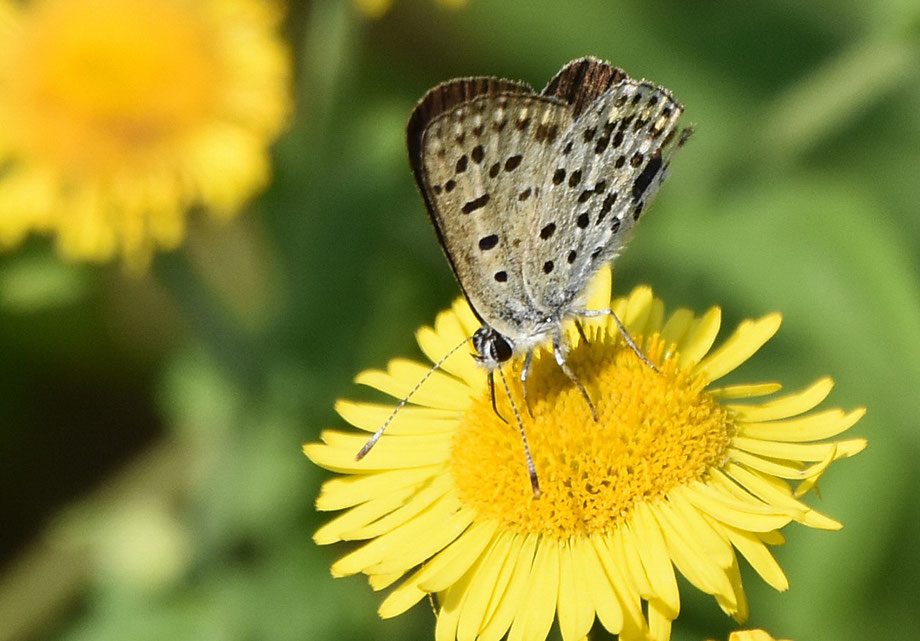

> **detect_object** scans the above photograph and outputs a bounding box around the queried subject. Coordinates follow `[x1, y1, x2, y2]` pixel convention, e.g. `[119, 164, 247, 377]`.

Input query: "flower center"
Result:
[4, 0, 219, 176]
[450, 331, 734, 539]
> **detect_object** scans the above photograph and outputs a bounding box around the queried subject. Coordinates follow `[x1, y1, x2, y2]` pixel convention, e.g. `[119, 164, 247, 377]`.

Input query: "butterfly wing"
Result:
[408, 78, 574, 339]
[523, 58, 686, 315]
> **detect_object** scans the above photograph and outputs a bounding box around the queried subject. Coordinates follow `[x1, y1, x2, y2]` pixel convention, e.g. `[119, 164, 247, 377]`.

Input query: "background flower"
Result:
[0, 0, 290, 268]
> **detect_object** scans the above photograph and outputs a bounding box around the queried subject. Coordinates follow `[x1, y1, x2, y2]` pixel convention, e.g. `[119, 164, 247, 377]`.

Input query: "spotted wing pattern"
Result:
[408, 78, 573, 339]
[524, 58, 685, 315]
[407, 58, 686, 341]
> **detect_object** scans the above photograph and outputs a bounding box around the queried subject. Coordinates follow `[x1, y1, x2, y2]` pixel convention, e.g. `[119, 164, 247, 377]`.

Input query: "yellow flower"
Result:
[0, 0, 290, 268]
[304, 267, 865, 641]
[710, 630, 792, 641]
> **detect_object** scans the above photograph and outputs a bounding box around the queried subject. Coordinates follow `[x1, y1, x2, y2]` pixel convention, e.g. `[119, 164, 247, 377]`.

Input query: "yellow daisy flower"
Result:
[0, 0, 290, 268]
[304, 267, 865, 641]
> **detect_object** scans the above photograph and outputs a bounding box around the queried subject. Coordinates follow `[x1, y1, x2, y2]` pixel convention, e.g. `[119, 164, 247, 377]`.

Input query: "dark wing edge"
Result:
[405, 77, 534, 323]
[406, 77, 534, 187]
[541, 57, 628, 118]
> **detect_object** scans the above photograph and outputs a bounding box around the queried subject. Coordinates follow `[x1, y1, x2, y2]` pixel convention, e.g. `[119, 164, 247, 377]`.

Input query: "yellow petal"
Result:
[330, 496, 467, 577]
[659, 307, 695, 354]
[731, 436, 865, 462]
[355, 360, 472, 409]
[313, 484, 417, 545]
[677, 306, 722, 368]
[335, 399, 458, 435]
[592, 534, 648, 640]
[681, 482, 791, 532]
[507, 539, 560, 641]
[344, 474, 455, 541]
[631, 502, 679, 617]
[577, 537, 623, 634]
[739, 408, 865, 442]
[305, 430, 450, 471]
[455, 532, 516, 641]
[728, 377, 833, 421]
[695, 314, 782, 383]
[647, 599, 672, 641]
[419, 519, 498, 592]
[314, 465, 437, 511]
[557, 538, 596, 641]
[709, 382, 783, 399]
[478, 533, 539, 641]
[721, 524, 789, 592]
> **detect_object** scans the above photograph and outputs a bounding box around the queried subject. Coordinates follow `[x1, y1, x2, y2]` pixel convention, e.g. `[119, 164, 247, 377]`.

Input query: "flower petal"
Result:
[507, 539, 560, 641]
[314, 465, 439, 511]
[355, 360, 472, 409]
[557, 538, 596, 641]
[631, 503, 679, 617]
[577, 537, 623, 634]
[335, 400, 457, 435]
[677, 306, 722, 368]
[738, 408, 865, 442]
[419, 519, 499, 592]
[330, 496, 469, 577]
[728, 377, 833, 421]
[694, 314, 782, 383]
[478, 533, 539, 641]
[455, 532, 516, 641]
[709, 382, 783, 399]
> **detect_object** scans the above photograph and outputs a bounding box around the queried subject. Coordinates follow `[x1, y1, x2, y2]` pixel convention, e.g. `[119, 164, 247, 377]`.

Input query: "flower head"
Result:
[0, 0, 290, 268]
[305, 267, 865, 641]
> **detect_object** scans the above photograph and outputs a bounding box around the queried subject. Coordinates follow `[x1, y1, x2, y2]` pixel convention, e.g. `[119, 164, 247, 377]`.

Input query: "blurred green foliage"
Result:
[1, 1, 919, 640]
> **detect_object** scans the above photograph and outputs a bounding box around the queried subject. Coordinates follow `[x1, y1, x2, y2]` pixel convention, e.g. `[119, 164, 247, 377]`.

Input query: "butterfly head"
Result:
[472, 326, 514, 370]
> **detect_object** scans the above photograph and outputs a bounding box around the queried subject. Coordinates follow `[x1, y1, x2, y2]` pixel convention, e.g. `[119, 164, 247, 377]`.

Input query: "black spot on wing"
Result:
[462, 194, 490, 214]
[478, 234, 498, 250]
[504, 155, 523, 172]
[471, 145, 485, 164]
[632, 153, 663, 201]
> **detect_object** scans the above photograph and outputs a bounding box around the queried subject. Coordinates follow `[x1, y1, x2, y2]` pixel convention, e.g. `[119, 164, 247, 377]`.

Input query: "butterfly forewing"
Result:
[410, 83, 575, 338]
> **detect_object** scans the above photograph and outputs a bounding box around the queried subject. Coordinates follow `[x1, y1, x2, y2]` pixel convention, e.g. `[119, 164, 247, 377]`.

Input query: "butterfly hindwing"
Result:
[524, 61, 684, 314]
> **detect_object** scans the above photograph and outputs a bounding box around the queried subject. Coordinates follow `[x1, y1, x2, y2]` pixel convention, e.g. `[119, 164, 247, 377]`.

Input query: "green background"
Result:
[1, 1, 917, 640]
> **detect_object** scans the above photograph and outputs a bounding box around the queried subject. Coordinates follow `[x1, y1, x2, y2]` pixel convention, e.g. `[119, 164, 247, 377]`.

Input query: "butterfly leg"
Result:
[552, 335, 599, 421]
[574, 319, 590, 346]
[488, 371, 508, 424]
[520, 351, 535, 418]
[497, 368, 541, 497]
[581, 309, 659, 373]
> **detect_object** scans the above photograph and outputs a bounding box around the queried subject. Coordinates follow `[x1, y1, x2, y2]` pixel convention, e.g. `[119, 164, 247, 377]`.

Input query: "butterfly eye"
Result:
[490, 334, 513, 363]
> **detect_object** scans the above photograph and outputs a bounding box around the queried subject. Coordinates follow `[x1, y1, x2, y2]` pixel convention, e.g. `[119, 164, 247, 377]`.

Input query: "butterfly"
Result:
[359, 57, 690, 495]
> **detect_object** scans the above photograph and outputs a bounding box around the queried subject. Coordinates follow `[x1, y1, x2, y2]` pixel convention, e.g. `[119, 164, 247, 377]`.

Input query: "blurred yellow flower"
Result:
[0, 0, 290, 268]
[305, 267, 865, 641]
[353, 0, 465, 20]
[710, 630, 792, 641]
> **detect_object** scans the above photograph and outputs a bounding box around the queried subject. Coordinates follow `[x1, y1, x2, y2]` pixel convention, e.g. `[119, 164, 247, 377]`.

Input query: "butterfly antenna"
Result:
[497, 368, 541, 498]
[356, 334, 472, 461]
